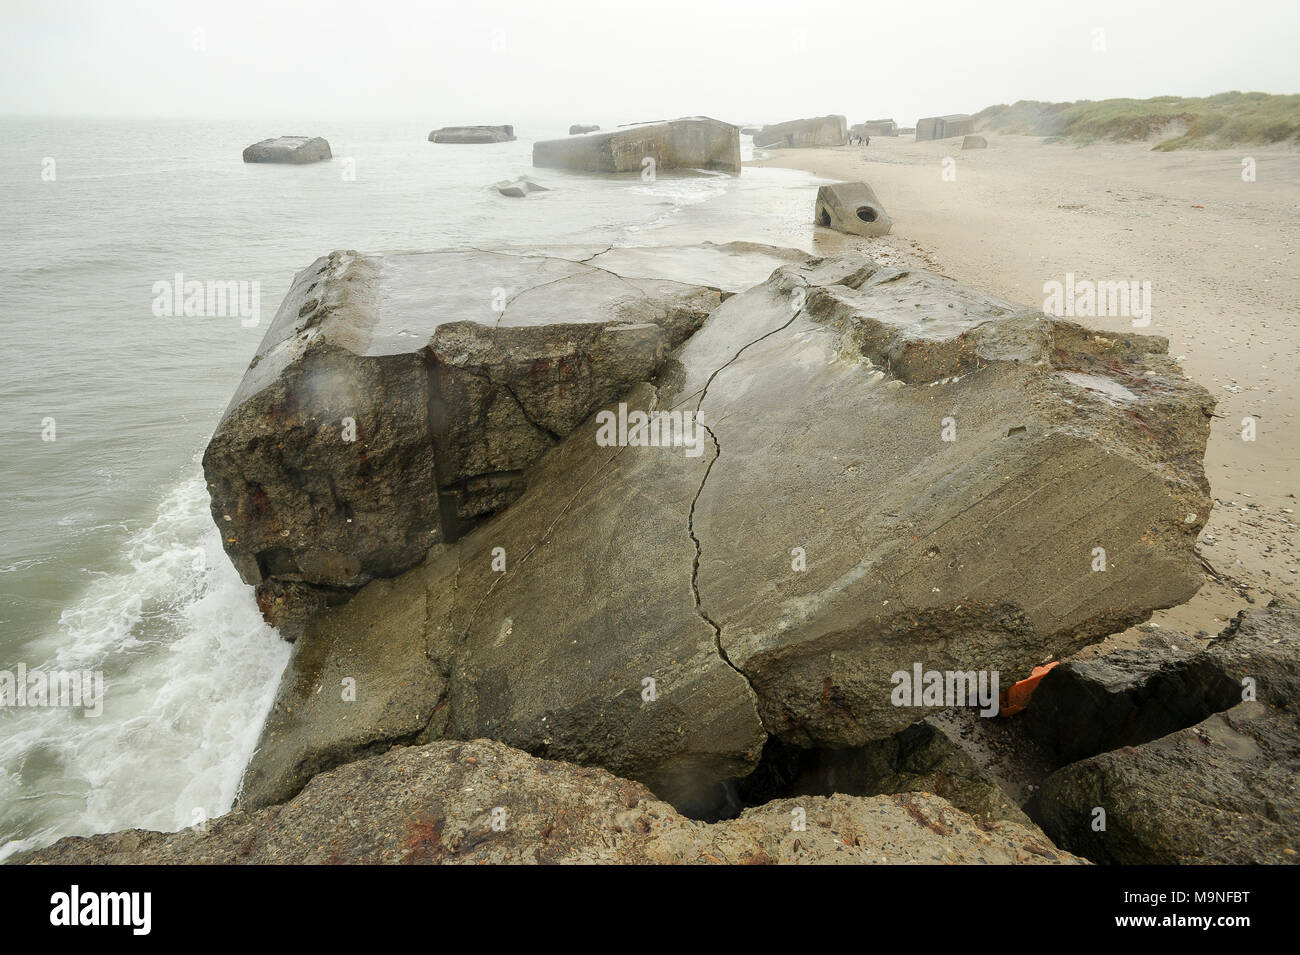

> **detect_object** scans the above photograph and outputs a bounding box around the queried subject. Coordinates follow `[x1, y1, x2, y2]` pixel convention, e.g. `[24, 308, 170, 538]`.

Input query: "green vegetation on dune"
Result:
[973, 92, 1300, 149]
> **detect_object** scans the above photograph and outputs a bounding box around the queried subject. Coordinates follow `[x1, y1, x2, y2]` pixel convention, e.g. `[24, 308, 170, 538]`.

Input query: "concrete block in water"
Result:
[242, 136, 332, 164]
[532, 117, 740, 174]
[429, 125, 515, 144]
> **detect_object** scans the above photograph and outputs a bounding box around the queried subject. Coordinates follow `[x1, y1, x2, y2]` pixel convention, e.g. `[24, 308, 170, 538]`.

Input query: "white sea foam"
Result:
[0, 473, 290, 860]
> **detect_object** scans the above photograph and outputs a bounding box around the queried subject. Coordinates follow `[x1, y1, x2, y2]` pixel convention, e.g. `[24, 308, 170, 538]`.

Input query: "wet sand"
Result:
[751, 134, 1300, 649]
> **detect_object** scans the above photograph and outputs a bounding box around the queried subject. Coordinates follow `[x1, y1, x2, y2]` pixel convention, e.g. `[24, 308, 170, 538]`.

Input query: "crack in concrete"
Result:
[687, 420, 740, 674]
[684, 304, 807, 694]
[451, 291, 807, 715]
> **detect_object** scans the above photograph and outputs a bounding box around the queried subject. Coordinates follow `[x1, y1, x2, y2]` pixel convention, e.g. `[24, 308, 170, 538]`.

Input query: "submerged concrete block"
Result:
[532, 117, 740, 174]
[242, 136, 332, 164]
[492, 176, 549, 197]
[429, 125, 515, 144]
[753, 115, 848, 148]
[814, 182, 892, 236]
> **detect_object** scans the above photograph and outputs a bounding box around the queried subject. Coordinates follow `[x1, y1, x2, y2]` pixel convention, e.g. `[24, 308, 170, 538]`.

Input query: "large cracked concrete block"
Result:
[203, 248, 734, 638]
[234, 248, 1213, 819]
[753, 115, 848, 148]
[814, 182, 893, 237]
[242, 136, 332, 163]
[693, 264, 1212, 751]
[532, 117, 741, 175]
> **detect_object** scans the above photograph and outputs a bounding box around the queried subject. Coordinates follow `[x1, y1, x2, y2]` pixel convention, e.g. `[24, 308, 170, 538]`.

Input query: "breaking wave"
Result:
[0, 472, 290, 861]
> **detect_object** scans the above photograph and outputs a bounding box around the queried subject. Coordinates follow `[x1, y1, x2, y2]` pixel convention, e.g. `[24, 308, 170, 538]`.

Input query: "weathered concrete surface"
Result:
[862, 119, 899, 137]
[753, 115, 848, 148]
[1025, 635, 1239, 762]
[569, 124, 600, 135]
[202, 248, 726, 639]
[22, 740, 1083, 865]
[916, 115, 974, 142]
[962, 135, 988, 150]
[1026, 601, 1300, 762]
[242, 136, 332, 164]
[814, 182, 893, 237]
[532, 117, 741, 175]
[492, 176, 549, 197]
[236, 250, 1213, 818]
[429, 125, 515, 143]
[1206, 600, 1300, 704]
[1030, 703, 1300, 864]
[695, 262, 1213, 752]
[1028, 603, 1300, 863]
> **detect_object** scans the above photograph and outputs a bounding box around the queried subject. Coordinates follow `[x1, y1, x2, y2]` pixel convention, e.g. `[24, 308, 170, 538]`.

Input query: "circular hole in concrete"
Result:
[856, 206, 878, 223]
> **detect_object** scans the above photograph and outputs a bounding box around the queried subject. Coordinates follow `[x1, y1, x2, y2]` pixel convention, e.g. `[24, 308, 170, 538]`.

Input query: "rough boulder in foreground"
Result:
[18, 740, 1082, 865]
[1028, 602, 1300, 864]
[234, 247, 1213, 816]
[242, 136, 332, 164]
[532, 117, 741, 174]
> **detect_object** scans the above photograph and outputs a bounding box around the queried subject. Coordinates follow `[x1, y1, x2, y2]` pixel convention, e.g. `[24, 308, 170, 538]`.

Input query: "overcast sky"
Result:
[2, 0, 1297, 127]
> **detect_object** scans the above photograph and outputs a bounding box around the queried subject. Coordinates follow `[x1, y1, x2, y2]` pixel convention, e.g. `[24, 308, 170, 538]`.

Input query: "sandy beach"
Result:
[752, 134, 1300, 648]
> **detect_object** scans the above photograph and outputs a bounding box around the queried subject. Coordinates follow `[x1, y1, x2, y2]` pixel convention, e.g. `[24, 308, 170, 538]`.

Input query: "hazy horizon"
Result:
[3, 0, 1297, 128]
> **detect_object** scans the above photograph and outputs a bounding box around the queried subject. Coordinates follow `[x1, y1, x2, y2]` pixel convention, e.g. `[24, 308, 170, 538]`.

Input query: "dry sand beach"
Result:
[752, 134, 1300, 651]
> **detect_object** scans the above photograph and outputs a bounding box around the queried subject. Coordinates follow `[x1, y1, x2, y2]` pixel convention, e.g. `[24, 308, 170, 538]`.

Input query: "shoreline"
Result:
[749, 134, 1300, 648]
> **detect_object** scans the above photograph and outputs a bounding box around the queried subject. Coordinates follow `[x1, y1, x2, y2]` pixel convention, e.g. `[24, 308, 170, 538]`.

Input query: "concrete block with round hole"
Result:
[814, 182, 892, 237]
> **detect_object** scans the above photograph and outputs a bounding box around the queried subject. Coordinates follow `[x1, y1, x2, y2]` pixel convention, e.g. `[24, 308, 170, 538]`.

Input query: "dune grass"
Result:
[973, 92, 1300, 150]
